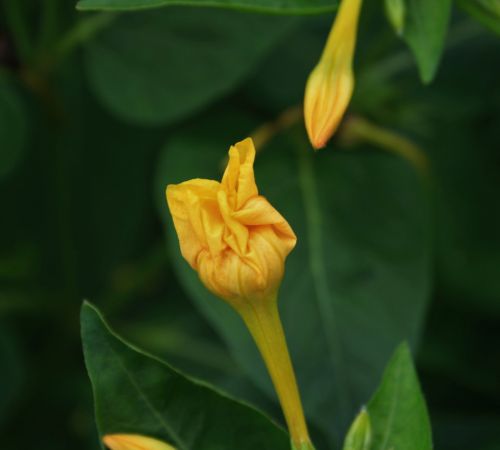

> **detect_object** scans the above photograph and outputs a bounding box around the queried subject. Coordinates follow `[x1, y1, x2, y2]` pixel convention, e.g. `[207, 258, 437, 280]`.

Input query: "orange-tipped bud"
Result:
[103, 434, 176, 450]
[304, 0, 363, 149]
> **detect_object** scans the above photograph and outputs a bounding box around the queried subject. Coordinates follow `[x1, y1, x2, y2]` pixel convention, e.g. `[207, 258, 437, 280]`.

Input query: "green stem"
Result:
[238, 297, 313, 449]
[38, 12, 117, 75]
[53, 13, 116, 61]
[340, 116, 428, 174]
[294, 130, 352, 422]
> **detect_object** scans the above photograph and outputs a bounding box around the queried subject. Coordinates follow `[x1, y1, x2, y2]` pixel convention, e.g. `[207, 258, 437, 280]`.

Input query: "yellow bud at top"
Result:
[166, 138, 296, 309]
[103, 434, 176, 450]
[304, 0, 363, 149]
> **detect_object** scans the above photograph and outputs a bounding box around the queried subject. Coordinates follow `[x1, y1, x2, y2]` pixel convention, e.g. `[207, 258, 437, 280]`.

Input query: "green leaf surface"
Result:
[457, 0, 500, 35]
[390, 33, 500, 314]
[368, 343, 432, 450]
[84, 8, 295, 125]
[154, 110, 432, 445]
[77, 0, 338, 14]
[400, 0, 452, 83]
[0, 77, 28, 180]
[81, 301, 290, 450]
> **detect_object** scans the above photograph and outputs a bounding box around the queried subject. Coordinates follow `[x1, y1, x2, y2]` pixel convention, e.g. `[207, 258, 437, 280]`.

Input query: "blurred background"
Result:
[0, 1, 499, 449]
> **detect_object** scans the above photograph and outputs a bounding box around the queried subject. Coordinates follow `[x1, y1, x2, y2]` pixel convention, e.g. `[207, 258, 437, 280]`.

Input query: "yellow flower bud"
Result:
[166, 138, 297, 309]
[103, 434, 176, 450]
[304, 0, 363, 149]
[166, 138, 314, 449]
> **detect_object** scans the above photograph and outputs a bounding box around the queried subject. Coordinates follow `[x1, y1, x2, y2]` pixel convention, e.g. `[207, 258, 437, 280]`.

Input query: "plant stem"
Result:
[340, 115, 428, 174]
[238, 297, 313, 449]
[37, 12, 117, 75]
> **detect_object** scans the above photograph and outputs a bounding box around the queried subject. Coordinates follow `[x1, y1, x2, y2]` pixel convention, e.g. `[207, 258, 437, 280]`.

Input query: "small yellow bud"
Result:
[166, 138, 296, 309]
[342, 408, 372, 450]
[103, 434, 176, 450]
[304, 0, 363, 149]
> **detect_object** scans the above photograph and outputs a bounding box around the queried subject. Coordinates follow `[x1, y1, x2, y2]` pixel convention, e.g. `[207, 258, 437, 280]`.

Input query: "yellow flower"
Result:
[103, 434, 176, 450]
[304, 0, 363, 149]
[166, 138, 314, 449]
[166, 138, 296, 309]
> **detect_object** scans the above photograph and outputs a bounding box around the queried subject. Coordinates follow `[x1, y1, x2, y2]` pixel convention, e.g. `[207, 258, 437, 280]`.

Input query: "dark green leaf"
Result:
[368, 343, 432, 450]
[154, 110, 432, 445]
[0, 77, 28, 179]
[84, 8, 295, 125]
[0, 326, 24, 425]
[81, 301, 289, 450]
[400, 0, 452, 83]
[77, 0, 338, 15]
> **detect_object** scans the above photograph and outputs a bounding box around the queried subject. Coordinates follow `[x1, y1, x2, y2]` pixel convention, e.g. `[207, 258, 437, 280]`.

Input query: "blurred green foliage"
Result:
[0, 0, 499, 449]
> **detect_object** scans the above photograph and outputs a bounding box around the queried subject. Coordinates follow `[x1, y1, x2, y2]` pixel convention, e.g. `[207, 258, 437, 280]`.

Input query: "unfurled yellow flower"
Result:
[304, 0, 363, 149]
[103, 434, 176, 450]
[166, 138, 314, 450]
[167, 138, 296, 309]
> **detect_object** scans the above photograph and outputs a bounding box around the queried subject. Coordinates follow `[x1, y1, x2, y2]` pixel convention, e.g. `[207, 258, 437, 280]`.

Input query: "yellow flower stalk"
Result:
[304, 0, 363, 149]
[103, 434, 176, 450]
[166, 138, 314, 450]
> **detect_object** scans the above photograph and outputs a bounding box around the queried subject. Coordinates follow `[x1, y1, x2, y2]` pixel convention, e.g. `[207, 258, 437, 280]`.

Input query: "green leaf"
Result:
[384, 0, 406, 36]
[368, 343, 432, 450]
[400, 0, 452, 83]
[81, 301, 290, 450]
[83, 8, 295, 125]
[457, 0, 500, 35]
[154, 110, 432, 445]
[77, 0, 338, 15]
[0, 77, 28, 180]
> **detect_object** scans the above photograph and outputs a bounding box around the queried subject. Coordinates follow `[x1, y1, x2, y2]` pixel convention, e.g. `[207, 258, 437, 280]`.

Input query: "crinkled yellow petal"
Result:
[103, 434, 176, 450]
[165, 137, 296, 306]
[221, 137, 258, 210]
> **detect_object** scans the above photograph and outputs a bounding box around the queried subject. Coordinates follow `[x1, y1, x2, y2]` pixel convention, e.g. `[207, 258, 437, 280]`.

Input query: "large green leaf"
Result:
[368, 343, 432, 450]
[0, 77, 28, 180]
[77, 0, 338, 14]
[400, 0, 452, 83]
[383, 31, 500, 314]
[83, 8, 295, 125]
[81, 301, 290, 450]
[154, 109, 432, 445]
